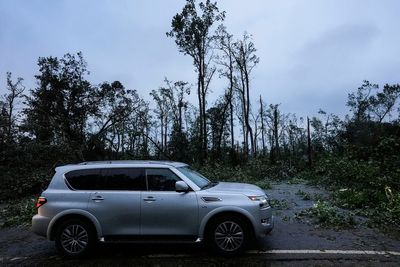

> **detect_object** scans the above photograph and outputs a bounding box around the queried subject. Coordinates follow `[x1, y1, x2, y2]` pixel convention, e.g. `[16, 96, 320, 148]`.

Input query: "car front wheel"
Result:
[207, 216, 249, 255]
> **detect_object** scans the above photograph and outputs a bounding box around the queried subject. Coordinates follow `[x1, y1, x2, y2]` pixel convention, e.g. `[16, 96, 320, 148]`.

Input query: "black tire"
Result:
[206, 215, 250, 256]
[55, 218, 95, 258]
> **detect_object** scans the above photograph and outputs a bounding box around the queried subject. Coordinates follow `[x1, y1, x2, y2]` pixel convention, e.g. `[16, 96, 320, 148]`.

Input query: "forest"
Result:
[1, 0, 399, 230]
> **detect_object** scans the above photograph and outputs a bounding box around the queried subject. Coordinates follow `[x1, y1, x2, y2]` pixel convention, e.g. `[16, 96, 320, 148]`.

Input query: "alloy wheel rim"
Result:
[61, 224, 89, 254]
[214, 221, 244, 251]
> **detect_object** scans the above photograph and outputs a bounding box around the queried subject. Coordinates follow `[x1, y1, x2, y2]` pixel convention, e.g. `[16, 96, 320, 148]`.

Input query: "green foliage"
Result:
[333, 188, 373, 209]
[351, 188, 400, 229]
[296, 190, 311, 200]
[0, 196, 37, 228]
[167, 0, 225, 57]
[253, 180, 272, 190]
[168, 123, 190, 162]
[0, 141, 73, 200]
[373, 191, 400, 227]
[1, 170, 51, 200]
[198, 162, 260, 182]
[346, 81, 400, 123]
[287, 177, 307, 184]
[313, 156, 381, 188]
[269, 199, 290, 210]
[24, 52, 94, 147]
[302, 134, 400, 229]
[197, 158, 297, 184]
[297, 200, 356, 228]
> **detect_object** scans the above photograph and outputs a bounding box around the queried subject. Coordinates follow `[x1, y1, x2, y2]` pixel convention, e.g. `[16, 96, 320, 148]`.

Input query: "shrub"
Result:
[197, 158, 300, 184]
[297, 200, 356, 228]
[296, 190, 311, 200]
[0, 168, 53, 201]
[0, 196, 37, 228]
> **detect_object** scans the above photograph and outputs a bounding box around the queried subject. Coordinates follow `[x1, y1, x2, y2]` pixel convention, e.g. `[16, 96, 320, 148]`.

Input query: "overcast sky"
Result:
[1, 0, 399, 118]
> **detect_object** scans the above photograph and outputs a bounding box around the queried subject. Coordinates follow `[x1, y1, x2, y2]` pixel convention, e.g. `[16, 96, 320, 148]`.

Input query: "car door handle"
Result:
[91, 196, 104, 201]
[143, 196, 156, 202]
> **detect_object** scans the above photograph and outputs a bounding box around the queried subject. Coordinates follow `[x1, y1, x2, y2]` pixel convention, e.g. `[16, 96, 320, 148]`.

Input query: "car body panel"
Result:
[140, 191, 199, 236]
[32, 160, 274, 245]
[88, 191, 141, 236]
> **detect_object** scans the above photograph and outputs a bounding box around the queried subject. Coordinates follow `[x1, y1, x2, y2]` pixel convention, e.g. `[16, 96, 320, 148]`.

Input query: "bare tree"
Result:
[167, 0, 225, 161]
[251, 111, 260, 156]
[151, 87, 170, 152]
[3, 72, 25, 143]
[215, 25, 236, 149]
[265, 104, 282, 163]
[232, 33, 259, 156]
[162, 79, 191, 133]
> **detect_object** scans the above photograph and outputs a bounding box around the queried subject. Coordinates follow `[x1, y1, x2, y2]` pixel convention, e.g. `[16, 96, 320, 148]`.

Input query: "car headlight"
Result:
[248, 195, 270, 208]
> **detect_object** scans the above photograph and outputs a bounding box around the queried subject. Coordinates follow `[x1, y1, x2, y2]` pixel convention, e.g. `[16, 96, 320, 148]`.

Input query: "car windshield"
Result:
[177, 166, 211, 189]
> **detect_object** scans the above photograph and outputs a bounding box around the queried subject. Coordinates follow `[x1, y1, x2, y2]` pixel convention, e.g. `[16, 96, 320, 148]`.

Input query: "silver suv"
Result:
[32, 161, 273, 257]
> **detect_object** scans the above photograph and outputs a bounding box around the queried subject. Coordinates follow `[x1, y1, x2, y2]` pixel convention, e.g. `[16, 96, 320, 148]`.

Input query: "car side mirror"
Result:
[175, 181, 189, 193]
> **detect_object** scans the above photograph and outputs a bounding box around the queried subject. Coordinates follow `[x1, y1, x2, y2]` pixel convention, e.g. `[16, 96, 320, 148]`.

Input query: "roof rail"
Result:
[77, 160, 183, 166]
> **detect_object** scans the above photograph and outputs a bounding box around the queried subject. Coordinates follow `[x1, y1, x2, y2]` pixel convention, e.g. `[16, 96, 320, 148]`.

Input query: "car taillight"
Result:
[36, 197, 47, 208]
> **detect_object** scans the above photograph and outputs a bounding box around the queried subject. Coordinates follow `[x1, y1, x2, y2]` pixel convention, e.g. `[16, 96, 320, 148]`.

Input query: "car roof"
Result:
[55, 160, 188, 173]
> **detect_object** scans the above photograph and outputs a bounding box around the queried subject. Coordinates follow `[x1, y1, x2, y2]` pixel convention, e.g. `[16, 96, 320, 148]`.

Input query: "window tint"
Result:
[102, 168, 145, 190]
[65, 168, 145, 191]
[65, 169, 101, 190]
[146, 169, 180, 191]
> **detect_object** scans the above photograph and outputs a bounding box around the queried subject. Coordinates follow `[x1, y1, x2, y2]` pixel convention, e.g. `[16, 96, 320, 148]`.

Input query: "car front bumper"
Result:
[255, 206, 274, 240]
[262, 215, 274, 234]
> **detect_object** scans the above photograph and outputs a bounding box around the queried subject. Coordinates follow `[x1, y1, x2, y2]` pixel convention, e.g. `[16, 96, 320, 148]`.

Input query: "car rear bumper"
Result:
[32, 214, 50, 238]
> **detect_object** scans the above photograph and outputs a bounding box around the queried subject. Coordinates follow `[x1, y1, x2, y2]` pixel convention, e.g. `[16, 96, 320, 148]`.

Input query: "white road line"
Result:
[1, 250, 400, 262]
[247, 250, 400, 256]
[10, 257, 29, 261]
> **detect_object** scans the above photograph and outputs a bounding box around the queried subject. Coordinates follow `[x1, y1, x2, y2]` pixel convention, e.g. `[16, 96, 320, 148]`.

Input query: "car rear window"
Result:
[65, 168, 146, 191]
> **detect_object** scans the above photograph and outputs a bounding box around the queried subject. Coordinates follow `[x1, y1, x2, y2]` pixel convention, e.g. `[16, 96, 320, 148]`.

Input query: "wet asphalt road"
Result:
[1, 182, 400, 266]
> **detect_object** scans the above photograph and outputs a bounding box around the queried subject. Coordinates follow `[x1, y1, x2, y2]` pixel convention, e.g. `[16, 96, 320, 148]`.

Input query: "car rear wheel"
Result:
[207, 216, 249, 256]
[55, 218, 95, 258]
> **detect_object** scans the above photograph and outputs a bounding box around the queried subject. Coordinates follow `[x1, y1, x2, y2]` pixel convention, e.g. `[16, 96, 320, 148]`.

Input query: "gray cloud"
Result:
[1, 0, 400, 119]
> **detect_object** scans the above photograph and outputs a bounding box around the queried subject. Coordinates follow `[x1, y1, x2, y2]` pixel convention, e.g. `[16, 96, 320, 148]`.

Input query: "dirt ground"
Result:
[1, 182, 400, 266]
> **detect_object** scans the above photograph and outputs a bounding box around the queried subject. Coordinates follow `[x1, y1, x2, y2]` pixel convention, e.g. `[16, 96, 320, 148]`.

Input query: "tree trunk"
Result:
[160, 115, 164, 151]
[178, 102, 183, 133]
[260, 95, 265, 154]
[307, 116, 313, 169]
[228, 58, 235, 149]
[201, 53, 208, 160]
[164, 116, 168, 153]
[243, 58, 254, 156]
[239, 72, 248, 155]
[7, 97, 14, 142]
[274, 107, 280, 160]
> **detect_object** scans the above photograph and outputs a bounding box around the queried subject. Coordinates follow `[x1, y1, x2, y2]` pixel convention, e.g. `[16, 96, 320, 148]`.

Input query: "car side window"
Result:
[65, 169, 101, 190]
[146, 168, 180, 191]
[65, 168, 145, 191]
[101, 168, 146, 191]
